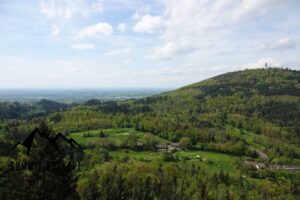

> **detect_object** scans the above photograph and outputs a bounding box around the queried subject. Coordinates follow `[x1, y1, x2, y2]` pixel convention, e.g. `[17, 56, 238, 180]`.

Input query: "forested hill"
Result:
[116, 68, 300, 156]
[175, 67, 299, 97]
[135, 68, 300, 130]
[2, 68, 300, 159]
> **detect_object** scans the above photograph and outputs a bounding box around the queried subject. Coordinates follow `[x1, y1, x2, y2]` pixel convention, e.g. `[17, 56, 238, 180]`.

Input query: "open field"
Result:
[70, 128, 242, 175]
[69, 128, 169, 146]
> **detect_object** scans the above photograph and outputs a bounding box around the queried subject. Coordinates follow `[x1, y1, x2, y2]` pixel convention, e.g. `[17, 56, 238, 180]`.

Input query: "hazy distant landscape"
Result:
[0, 88, 169, 103]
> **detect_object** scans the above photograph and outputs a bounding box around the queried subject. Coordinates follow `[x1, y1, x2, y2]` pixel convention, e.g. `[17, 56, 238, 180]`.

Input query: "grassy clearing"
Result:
[108, 149, 240, 174]
[110, 150, 162, 161]
[71, 128, 241, 175]
[69, 128, 169, 146]
[175, 150, 240, 174]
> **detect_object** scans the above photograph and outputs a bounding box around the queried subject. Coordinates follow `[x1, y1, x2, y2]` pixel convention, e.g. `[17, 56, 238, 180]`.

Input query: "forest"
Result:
[0, 68, 299, 199]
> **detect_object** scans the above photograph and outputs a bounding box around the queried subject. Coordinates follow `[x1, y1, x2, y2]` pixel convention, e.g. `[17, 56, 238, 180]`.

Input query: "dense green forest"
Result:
[0, 68, 299, 199]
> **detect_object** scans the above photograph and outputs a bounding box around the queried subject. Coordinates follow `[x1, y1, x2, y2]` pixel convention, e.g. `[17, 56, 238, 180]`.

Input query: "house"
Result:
[168, 143, 181, 152]
[244, 161, 266, 170]
[171, 143, 180, 149]
[269, 164, 282, 170]
[136, 141, 144, 147]
[155, 144, 168, 152]
[284, 165, 300, 172]
[255, 163, 266, 170]
[254, 149, 268, 160]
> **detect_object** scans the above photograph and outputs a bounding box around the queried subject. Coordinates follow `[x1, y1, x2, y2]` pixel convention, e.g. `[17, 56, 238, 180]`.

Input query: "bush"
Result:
[83, 132, 92, 137]
[162, 152, 175, 162]
[98, 130, 106, 137]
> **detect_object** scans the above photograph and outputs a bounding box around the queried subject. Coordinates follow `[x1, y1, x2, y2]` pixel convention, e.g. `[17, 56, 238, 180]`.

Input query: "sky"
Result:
[0, 0, 299, 89]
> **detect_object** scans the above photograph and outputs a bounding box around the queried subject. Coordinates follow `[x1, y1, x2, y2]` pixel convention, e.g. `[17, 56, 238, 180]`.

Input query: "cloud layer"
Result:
[71, 43, 96, 50]
[134, 15, 165, 34]
[78, 22, 113, 37]
[0, 0, 299, 88]
[258, 37, 297, 51]
[40, 0, 103, 19]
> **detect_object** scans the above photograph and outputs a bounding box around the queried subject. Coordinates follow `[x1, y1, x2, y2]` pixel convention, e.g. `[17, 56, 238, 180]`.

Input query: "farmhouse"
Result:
[136, 141, 144, 147]
[155, 144, 168, 152]
[168, 143, 181, 152]
[155, 143, 182, 152]
[254, 149, 268, 160]
[244, 161, 266, 169]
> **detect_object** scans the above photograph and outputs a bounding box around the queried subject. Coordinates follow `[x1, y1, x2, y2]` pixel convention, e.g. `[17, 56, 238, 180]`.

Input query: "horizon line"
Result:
[0, 87, 174, 90]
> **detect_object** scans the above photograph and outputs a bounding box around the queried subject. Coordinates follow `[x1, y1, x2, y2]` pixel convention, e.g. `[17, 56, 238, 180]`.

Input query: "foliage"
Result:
[0, 68, 300, 199]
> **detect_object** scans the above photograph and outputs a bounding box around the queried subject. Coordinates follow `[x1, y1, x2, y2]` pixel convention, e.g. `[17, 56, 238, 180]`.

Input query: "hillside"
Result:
[37, 68, 299, 159]
[147, 68, 300, 127]
[135, 68, 299, 128]
[1, 68, 300, 199]
[121, 68, 300, 156]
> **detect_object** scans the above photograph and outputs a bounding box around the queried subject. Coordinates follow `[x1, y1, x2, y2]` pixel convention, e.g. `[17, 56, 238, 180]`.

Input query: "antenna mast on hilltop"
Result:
[265, 62, 268, 68]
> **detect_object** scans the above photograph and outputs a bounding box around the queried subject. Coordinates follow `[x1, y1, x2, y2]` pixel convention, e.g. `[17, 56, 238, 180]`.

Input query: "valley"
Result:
[0, 68, 299, 199]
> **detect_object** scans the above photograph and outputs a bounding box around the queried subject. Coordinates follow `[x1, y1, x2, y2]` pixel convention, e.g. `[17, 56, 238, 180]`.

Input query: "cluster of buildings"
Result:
[135, 140, 182, 152]
[244, 160, 300, 172]
[155, 143, 181, 152]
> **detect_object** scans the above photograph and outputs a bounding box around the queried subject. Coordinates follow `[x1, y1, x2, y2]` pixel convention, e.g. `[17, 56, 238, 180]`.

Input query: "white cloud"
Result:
[258, 37, 297, 51]
[244, 58, 281, 69]
[134, 15, 165, 34]
[105, 48, 131, 64]
[131, 6, 151, 21]
[145, 38, 197, 60]
[232, 0, 283, 21]
[132, 12, 141, 20]
[143, 0, 292, 60]
[162, 0, 283, 37]
[105, 48, 131, 56]
[278, 37, 295, 48]
[40, 0, 103, 19]
[51, 25, 60, 36]
[117, 22, 127, 32]
[71, 43, 96, 50]
[78, 22, 113, 37]
[2, 0, 300, 89]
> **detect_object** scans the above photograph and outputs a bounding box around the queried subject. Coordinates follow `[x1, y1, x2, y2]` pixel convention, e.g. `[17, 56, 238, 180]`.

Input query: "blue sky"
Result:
[0, 0, 299, 89]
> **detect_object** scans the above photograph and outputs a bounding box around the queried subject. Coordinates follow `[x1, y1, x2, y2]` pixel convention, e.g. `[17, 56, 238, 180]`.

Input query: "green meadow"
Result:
[70, 128, 242, 175]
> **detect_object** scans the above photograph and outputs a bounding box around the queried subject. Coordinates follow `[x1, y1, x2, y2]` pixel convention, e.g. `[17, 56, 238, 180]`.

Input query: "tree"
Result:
[162, 152, 175, 162]
[142, 134, 156, 150]
[3, 122, 81, 200]
[98, 130, 106, 137]
[179, 137, 191, 150]
[127, 135, 138, 150]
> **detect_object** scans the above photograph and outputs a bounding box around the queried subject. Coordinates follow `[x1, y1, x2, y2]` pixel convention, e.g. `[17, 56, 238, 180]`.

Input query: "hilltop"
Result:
[142, 68, 300, 129]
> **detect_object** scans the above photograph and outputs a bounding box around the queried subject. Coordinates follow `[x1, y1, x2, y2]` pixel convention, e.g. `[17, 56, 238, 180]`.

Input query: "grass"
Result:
[70, 128, 242, 175]
[108, 149, 240, 174]
[69, 128, 169, 146]
[175, 150, 240, 174]
[110, 150, 162, 161]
